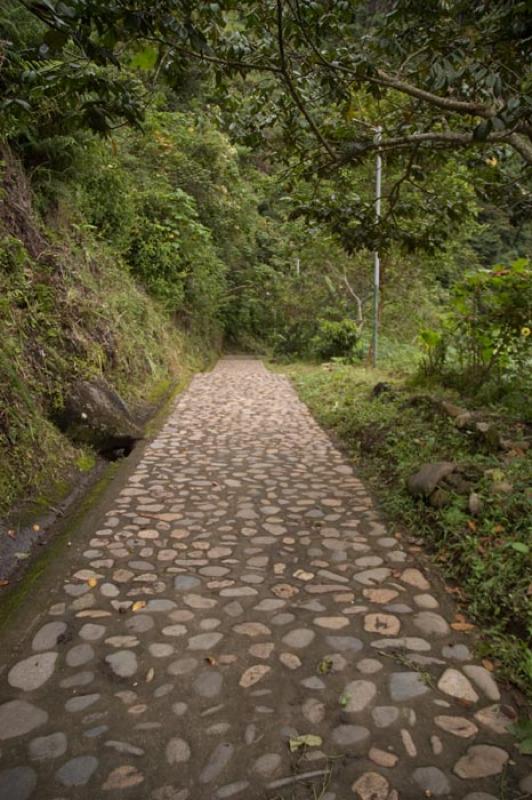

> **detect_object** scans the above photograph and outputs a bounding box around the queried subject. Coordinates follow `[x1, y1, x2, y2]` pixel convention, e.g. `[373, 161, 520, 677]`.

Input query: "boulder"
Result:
[441, 400, 469, 419]
[55, 379, 142, 456]
[407, 462, 457, 498]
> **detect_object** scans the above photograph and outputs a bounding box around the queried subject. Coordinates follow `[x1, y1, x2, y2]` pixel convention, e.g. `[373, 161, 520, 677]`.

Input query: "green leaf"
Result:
[509, 542, 529, 554]
[130, 46, 159, 71]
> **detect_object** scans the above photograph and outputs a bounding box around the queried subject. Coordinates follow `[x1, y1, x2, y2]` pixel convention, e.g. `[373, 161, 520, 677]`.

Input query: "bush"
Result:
[312, 318, 361, 361]
[418, 259, 532, 396]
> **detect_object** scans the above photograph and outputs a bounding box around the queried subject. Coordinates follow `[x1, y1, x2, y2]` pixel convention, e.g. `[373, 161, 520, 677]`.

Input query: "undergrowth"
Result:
[283, 362, 532, 697]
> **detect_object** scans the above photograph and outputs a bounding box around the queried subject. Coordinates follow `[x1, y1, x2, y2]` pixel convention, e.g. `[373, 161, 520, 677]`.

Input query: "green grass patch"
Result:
[282, 361, 532, 697]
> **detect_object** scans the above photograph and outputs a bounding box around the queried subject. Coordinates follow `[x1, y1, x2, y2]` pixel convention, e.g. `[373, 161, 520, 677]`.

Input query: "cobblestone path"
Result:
[0, 358, 530, 800]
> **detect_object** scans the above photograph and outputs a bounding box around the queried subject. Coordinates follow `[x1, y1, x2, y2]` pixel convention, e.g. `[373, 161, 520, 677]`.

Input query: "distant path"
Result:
[0, 357, 529, 800]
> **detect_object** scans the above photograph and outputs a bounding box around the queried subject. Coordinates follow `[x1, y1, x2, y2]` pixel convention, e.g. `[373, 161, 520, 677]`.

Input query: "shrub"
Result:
[312, 318, 361, 361]
[418, 259, 531, 396]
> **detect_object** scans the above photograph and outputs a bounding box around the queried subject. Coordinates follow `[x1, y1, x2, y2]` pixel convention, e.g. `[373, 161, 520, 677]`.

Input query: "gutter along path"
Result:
[0, 357, 530, 799]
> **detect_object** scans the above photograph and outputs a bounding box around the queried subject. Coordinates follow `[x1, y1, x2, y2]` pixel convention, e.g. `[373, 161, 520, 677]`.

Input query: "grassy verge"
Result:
[280, 361, 532, 697]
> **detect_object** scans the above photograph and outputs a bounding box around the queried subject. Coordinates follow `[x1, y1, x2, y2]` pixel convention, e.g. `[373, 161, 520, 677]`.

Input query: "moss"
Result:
[0, 462, 119, 632]
[76, 451, 97, 472]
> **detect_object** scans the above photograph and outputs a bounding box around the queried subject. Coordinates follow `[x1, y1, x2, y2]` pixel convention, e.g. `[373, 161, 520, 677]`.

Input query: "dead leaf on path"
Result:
[205, 656, 217, 666]
[87, 577, 98, 588]
[482, 659, 495, 672]
[132, 600, 146, 612]
[467, 520, 477, 532]
[32, 524, 40, 532]
[15, 552, 29, 560]
[451, 613, 475, 632]
[145, 667, 154, 683]
[0, 580, 9, 587]
[289, 734, 323, 752]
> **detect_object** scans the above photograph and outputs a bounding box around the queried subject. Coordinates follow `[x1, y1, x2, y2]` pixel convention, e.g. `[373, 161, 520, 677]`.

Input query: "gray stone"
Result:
[193, 671, 223, 698]
[441, 643, 472, 661]
[325, 636, 363, 652]
[105, 650, 137, 677]
[126, 614, 154, 633]
[29, 732, 67, 761]
[474, 704, 513, 735]
[389, 672, 430, 701]
[174, 575, 201, 591]
[60, 671, 94, 690]
[342, 680, 376, 712]
[252, 753, 281, 777]
[166, 738, 191, 764]
[463, 665, 500, 701]
[216, 781, 250, 798]
[188, 633, 223, 650]
[438, 668, 478, 702]
[407, 462, 456, 497]
[79, 623, 106, 641]
[200, 742, 234, 783]
[454, 745, 509, 779]
[281, 628, 315, 648]
[412, 767, 451, 796]
[0, 700, 48, 740]
[8, 652, 58, 691]
[413, 612, 450, 637]
[32, 621, 67, 651]
[65, 694, 100, 712]
[0, 767, 37, 800]
[66, 643, 94, 667]
[332, 725, 370, 748]
[57, 378, 141, 452]
[56, 756, 98, 786]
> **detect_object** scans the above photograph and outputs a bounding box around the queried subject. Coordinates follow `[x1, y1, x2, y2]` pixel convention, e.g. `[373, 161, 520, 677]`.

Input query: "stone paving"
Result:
[0, 357, 530, 800]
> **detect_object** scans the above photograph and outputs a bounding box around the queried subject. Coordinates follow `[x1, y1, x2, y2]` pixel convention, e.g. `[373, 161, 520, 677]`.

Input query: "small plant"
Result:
[312, 318, 361, 362]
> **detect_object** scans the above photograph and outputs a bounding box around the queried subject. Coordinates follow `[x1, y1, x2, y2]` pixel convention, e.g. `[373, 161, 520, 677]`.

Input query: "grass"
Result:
[280, 361, 532, 698]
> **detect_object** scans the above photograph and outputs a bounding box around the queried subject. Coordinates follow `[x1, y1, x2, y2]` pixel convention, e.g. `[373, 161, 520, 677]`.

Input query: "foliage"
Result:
[312, 319, 361, 362]
[283, 362, 532, 695]
[420, 259, 532, 398]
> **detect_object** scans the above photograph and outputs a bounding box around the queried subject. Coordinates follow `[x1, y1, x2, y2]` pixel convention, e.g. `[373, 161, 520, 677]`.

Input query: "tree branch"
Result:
[275, 0, 335, 159]
[337, 130, 532, 166]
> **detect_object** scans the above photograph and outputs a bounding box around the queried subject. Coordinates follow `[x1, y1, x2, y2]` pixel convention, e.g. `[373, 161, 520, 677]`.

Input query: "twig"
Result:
[267, 769, 330, 790]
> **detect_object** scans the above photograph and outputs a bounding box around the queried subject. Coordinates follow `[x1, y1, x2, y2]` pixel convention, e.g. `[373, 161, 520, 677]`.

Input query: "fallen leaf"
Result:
[451, 621, 475, 632]
[87, 577, 98, 588]
[482, 659, 495, 672]
[0, 580, 9, 587]
[7, 530, 16, 540]
[205, 656, 217, 666]
[132, 600, 146, 612]
[318, 657, 333, 674]
[289, 734, 323, 752]
[467, 520, 477, 531]
[32, 524, 40, 532]
[15, 552, 29, 560]
[145, 667, 154, 683]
